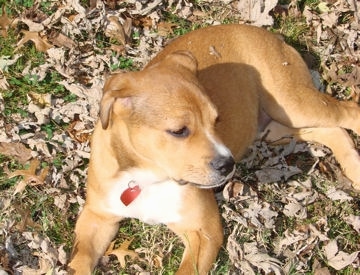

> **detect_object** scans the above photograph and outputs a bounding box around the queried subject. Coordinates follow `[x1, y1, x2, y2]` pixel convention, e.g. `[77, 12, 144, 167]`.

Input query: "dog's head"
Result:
[100, 51, 235, 188]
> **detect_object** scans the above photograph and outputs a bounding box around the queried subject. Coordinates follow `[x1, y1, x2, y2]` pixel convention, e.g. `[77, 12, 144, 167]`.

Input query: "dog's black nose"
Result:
[210, 155, 235, 176]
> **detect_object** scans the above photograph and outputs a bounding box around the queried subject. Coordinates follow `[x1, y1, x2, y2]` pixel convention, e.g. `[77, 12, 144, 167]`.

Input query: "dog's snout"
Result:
[210, 155, 235, 176]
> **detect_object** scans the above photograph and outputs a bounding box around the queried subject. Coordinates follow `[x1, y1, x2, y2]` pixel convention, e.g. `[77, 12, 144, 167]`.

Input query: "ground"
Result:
[0, 0, 359, 274]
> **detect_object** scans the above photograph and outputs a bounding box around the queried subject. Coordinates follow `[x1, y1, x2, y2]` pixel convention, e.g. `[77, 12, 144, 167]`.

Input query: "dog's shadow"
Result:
[198, 63, 289, 156]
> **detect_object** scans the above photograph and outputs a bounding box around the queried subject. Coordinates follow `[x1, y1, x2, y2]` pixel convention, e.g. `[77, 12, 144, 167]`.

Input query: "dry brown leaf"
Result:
[0, 5, 11, 37]
[28, 92, 51, 108]
[133, 16, 152, 28]
[314, 267, 331, 275]
[47, 30, 76, 49]
[325, 187, 353, 202]
[22, 3, 48, 23]
[19, 254, 52, 275]
[105, 16, 129, 46]
[9, 159, 49, 195]
[152, 254, 163, 269]
[122, 17, 132, 40]
[67, 120, 91, 143]
[53, 193, 68, 210]
[192, 9, 207, 18]
[222, 181, 253, 201]
[132, 0, 162, 16]
[343, 214, 360, 233]
[0, 249, 11, 273]
[14, 206, 42, 232]
[16, 31, 52, 52]
[157, 21, 177, 36]
[324, 240, 359, 270]
[231, 241, 283, 275]
[237, 0, 278, 26]
[313, 258, 331, 275]
[283, 201, 306, 219]
[110, 44, 126, 54]
[255, 165, 302, 183]
[105, 239, 138, 267]
[0, 142, 32, 164]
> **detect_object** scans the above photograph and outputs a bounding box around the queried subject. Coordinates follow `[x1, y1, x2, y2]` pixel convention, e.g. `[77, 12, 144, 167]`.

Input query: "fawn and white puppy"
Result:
[69, 24, 360, 274]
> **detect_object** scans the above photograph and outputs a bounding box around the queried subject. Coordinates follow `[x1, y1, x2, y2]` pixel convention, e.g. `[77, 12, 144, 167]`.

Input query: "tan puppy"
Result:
[69, 24, 360, 274]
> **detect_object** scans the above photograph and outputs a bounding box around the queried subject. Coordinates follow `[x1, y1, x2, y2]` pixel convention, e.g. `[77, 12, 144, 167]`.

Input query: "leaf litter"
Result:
[0, 0, 359, 274]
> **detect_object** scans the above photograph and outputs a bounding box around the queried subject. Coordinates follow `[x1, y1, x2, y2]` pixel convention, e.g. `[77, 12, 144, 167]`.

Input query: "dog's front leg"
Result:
[168, 188, 223, 275]
[68, 205, 121, 274]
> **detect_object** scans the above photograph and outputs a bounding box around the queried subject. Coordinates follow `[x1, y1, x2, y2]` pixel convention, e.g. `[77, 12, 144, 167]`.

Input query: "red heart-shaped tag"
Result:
[120, 185, 141, 206]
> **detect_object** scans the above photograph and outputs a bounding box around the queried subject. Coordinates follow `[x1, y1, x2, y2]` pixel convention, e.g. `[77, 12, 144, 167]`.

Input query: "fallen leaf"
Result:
[0, 54, 21, 72]
[274, 229, 308, 256]
[9, 159, 49, 195]
[105, 16, 130, 46]
[283, 201, 307, 219]
[16, 31, 52, 52]
[324, 240, 359, 270]
[14, 206, 42, 232]
[255, 165, 302, 183]
[133, 16, 152, 28]
[0, 5, 11, 37]
[243, 242, 283, 275]
[57, 245, 67, 265]
[237, 0, 278, 26]
[325, 187, 353, 202]
[0, 142, 32, 164]
[47, 29, 76, 49]
[314, 267, 331, 275]
[222, 181, 256, 201]
[0, 72, 9, 89]
[132, 0, 163, 16]
[27, 95, 51, 125]
[28, 92, 51, 108]
[157, 21, 177, 36]
[320, 10, 338, 28]
[105, 239, 138, 267]
[67, 120, 91, 143]
[17, 253, 52, 275]
[343, 214, 360, 233]
[222, 204, 248, 227]
[22, 3, 48, 23]
[53, 194, 67, 210]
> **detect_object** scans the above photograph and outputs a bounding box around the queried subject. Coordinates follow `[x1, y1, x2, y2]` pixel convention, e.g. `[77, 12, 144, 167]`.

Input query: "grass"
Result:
[0, 36, 76, 119]
[0, 0, 359, 274]
[0, 155, 22, 190]
[110, 56, 135, 71]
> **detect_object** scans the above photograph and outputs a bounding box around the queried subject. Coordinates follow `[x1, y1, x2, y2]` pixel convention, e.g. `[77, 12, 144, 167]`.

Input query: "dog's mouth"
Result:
[175, 179, 226, 189]
[174, 166, 236, 189]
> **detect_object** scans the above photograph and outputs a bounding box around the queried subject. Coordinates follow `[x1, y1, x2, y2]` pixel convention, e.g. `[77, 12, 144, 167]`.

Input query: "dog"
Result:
[68, 24, 360, 274]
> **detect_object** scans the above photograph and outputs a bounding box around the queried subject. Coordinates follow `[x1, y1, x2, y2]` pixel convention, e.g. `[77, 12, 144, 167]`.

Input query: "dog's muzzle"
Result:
[175, 155, 236, 189]
[210, 155, 235, 177]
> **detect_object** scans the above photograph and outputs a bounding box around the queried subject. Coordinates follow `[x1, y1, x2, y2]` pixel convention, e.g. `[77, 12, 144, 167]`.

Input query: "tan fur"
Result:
[69, 24, 360, 274]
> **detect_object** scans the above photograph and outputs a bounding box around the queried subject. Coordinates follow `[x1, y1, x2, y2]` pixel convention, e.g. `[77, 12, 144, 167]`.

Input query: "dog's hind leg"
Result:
[68, 206, 121, 274]
[264, 121, 360, 190]
[167, 188, 223, 275]
[261, 86, 360, 137]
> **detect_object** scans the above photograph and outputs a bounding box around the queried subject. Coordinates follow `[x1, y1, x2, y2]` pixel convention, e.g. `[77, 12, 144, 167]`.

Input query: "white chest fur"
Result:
[102, 170, 184, 225]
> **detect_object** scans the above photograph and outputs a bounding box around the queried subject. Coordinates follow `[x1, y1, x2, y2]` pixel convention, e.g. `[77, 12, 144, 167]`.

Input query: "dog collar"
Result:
[120, 181, 141, 206]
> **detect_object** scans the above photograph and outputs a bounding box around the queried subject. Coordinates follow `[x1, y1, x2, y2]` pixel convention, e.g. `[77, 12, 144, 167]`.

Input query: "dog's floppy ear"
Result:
[100, 74, 133, 129]
[165, 50, 198, 73]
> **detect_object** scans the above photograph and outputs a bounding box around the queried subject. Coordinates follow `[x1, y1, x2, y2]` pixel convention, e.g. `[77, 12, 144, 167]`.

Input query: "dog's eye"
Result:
[166, 126, 190, 138]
